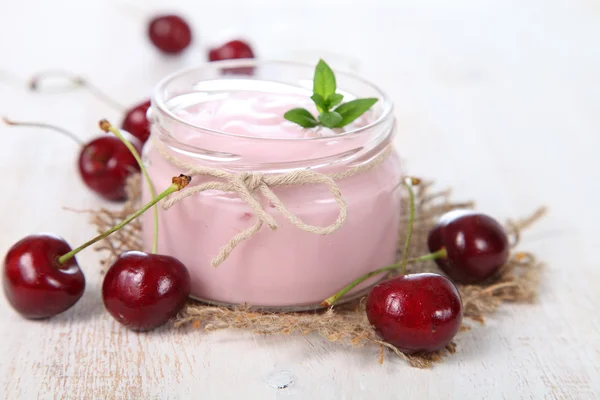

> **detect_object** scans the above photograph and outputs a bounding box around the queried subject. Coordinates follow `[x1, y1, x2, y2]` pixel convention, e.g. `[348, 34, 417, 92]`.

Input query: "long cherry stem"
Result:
[400, 177, 418, 276]
[29, 70, 126, 112]
[2, 117, 84, 146]
[99, 120, 159, 253]
[57, 175, 190, 265]
[320, 248, 447, 307]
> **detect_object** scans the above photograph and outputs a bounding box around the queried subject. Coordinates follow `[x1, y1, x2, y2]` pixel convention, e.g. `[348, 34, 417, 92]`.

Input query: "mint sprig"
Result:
[332, 98, 378, 127]
[283, 108, 319, 128]
[283, 59, 378, 129]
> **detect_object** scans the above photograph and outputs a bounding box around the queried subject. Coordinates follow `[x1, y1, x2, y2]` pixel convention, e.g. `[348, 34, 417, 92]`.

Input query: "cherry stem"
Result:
[57, 175, 191, 265]
[320, 248, 448, 307]
[99, 120, 159, 253]
[29, 71, 126, 112]
[2, 117, 84, 146]
[320, 176, 426, 308]
[400, 177, 418, 276]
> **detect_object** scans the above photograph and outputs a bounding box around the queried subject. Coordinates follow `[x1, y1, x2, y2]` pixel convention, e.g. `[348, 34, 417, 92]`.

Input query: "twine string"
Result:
[153, 136, 391, 267]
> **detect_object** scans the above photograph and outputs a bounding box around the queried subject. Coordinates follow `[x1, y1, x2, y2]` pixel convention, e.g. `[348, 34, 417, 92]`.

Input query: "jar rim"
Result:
[151, 59, 394, 143]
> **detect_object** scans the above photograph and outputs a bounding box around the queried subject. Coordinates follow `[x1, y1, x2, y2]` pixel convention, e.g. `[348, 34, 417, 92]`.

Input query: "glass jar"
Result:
[141, 60, 402, 311]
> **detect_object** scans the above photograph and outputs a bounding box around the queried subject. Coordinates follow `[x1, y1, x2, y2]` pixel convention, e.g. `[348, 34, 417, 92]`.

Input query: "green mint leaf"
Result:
[284, 108, 319, 128]
[334, 98, 378, 126]
[313, 59, 336, 100]
[327, 93, 344, 108]
[311, 93, 328, 113]
[318, 111, 343, 128]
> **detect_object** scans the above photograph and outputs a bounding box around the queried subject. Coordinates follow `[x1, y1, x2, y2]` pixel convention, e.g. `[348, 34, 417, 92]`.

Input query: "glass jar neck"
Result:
[150, 112, 395, 173]
[149, 60, 395, 173]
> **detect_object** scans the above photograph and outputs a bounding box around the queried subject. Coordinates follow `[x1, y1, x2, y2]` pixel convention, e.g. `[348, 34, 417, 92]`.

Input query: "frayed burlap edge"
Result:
[87, 174, 546, 368]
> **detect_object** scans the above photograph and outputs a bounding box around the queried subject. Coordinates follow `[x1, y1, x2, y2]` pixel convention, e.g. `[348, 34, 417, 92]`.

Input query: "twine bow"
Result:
[154, 135, 392, 267]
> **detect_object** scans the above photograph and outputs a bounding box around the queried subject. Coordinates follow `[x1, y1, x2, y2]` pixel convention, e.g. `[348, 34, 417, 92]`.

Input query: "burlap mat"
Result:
[88, 175, 545, 368]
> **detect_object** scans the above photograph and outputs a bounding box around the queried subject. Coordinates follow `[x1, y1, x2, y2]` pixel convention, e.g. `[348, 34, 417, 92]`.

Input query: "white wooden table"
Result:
[1, 0, 598, 398]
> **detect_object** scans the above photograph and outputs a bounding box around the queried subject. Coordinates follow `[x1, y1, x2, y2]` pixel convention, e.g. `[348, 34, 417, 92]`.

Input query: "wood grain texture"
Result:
[1, 0, 599, 399]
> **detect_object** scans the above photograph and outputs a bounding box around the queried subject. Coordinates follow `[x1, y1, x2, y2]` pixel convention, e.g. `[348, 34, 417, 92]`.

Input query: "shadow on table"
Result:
[170, 317, 508, 368]
[43, 282, 106, 325]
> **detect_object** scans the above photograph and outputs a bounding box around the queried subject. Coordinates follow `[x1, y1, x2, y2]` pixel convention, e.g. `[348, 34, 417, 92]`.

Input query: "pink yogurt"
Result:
[141, 65, 401, 309]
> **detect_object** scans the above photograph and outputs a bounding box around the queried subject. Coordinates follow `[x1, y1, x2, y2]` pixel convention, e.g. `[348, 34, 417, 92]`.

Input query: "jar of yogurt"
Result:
[141, 60, 401, 310]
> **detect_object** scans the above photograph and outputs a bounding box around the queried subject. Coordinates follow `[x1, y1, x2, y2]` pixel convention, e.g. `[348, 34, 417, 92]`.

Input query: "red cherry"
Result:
[78, 136, 141, 201]
[208, 39, 254, 61]
[2, 117, 142, 202]
[366, 273, 463, 354]
[428, 210, 510, 284]
[3, 234, 85, 319]
[148, 15, 192, 54]
[121, 100, 151, 144]
[102, 251, 191, 331]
